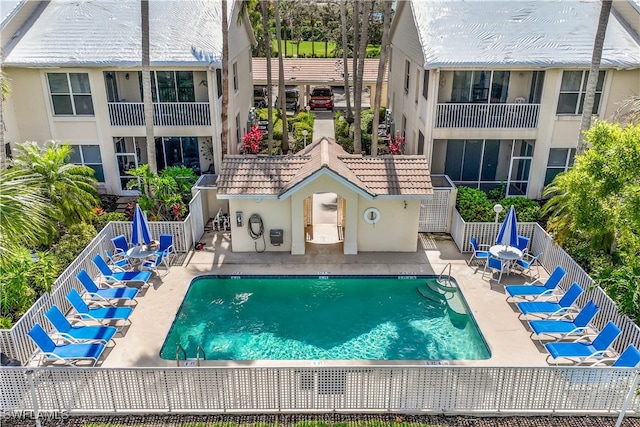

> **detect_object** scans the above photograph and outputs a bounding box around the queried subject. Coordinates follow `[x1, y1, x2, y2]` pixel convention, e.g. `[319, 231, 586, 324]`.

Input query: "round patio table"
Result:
[489, 245, 523, 275]
[126, 246, 156, 263]
[489, 245, 523, 261]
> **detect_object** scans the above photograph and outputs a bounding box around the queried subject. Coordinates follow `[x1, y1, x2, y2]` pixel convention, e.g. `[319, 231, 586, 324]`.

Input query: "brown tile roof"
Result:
[216, 139, 433, 199]
[252, 58, 383, 85]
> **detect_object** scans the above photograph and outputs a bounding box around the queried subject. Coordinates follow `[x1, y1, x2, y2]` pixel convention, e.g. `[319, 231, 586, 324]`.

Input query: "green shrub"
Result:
[498, 197, 541, 223]
[51, 223, 97, 269]
[456, 187, 493, 222]
[92, 211, 128, 232]
[292, 122, 313, 152]
[0, 248, 39, 327]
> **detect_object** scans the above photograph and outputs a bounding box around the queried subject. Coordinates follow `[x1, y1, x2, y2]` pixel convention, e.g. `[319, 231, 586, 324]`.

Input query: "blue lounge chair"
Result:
[587, 344, 640, 368]
[77, 269, 138, 303]
[45, 305, 117, 344]
[27, 323, 106, 366]
[468, 237, 490, 268]
[92, 254, 151, 287]
[528, 300, 600, 341]
[545, 321, 622, 365]
[505, 265, 566, 301]
[66, 288, 133, 327]
[516, 283, 583, 318]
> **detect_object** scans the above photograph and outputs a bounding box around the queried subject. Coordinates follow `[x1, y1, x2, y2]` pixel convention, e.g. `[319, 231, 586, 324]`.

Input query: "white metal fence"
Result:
[450, 208, 640, 355]
[1, 366, 638, 416]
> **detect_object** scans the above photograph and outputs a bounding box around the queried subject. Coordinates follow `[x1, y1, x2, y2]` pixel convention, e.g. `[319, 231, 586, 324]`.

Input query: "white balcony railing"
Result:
[436, 103, 540, 129]
[108, 102, 211, 127]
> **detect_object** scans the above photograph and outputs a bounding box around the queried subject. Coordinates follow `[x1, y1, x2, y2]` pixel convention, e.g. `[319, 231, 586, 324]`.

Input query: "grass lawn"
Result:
[271, 40, 380, 58]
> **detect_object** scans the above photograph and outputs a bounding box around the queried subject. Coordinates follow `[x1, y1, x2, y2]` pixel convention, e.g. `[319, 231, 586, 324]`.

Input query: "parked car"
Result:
[253, 87, 267, 108]
[275, 89, 299, 112]
[309, 86, 334, 111]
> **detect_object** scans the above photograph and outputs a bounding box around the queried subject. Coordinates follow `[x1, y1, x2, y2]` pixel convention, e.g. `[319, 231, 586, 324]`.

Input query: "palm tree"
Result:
[12, 141, 100, 229]
[0, 168, 53, 264]
[261, 0, 275, 153]
[370, 0, 391, 156]
[577, 0, 612, 155]
[351, 0, 359, 127]
[353, 0, 371, 154]
[221, 0, 230, 156]
[141, 0, 157, 173]
[274, 0, 289, 153]
[340, 0, 352, 121]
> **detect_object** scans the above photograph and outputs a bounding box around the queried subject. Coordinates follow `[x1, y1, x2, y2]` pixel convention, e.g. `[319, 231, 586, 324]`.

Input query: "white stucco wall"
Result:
[228, 198, 292, 252]
[224, 173, 423, 254]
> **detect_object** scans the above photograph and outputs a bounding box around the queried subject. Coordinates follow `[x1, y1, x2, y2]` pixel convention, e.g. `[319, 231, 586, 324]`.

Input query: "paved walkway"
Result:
[312, 110, 335, 143]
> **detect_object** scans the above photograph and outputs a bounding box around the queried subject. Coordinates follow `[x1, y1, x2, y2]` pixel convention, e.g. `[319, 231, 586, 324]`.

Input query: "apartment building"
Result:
[387, 0, 640, 199]
[2, 0, 255, 195]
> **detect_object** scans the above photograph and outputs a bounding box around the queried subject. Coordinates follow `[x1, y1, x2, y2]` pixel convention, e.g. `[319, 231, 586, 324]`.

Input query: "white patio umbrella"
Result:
[131, 204, 152, 246]
[495, 205, 518, 247]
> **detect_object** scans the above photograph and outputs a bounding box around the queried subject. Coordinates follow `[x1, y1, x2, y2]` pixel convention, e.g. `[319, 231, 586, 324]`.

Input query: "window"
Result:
[68, 145, 104, 182]
[404, 60, 410, 93]
[47, 73, 94, 116]
[422, 70, 429, 100]
[556, 70, 605, 115]
[414, 69, 420, 103]
[418, 131, 425, 155]
[233, 62, 239, 92]
[451, 70, 510, 103]
[402, 115, 407, 138]
[544, 148, 576, 186]
[235, 114, 241, 145]
[216, 69, 223, 98]
[154, 137, 200, 172]
[142, 71, 195, 103]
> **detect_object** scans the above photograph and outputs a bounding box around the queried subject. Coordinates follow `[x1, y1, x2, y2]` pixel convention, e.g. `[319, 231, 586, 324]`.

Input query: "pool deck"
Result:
[101, 232, 552, 368]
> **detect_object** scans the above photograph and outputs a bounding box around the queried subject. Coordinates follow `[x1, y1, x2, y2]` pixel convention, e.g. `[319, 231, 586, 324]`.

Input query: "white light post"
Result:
[305, 105, 310, 120]
[302, 129, 308, 148]
[493, 203, 504, 223]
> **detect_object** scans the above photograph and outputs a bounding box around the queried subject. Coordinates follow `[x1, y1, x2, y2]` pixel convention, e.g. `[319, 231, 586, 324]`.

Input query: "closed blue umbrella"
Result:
[131, 204, 151, 246]
[496, 205, 518, 247]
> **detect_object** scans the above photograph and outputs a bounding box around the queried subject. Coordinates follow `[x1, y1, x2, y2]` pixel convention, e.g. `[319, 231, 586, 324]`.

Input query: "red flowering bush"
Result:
[388, 135, 406, 155]
[241, 125, 263, 154]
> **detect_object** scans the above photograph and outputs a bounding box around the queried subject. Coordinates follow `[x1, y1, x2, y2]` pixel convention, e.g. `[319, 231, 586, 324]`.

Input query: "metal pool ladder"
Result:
[175, 344, 206, 367]
[437, 263, 453, 287]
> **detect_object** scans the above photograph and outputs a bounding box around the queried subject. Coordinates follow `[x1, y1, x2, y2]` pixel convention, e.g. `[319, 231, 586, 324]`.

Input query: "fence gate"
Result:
[419, 189, 451, 233]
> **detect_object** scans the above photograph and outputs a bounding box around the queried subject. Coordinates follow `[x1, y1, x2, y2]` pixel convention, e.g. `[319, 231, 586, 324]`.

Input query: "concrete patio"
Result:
[101, 231, 552, 368]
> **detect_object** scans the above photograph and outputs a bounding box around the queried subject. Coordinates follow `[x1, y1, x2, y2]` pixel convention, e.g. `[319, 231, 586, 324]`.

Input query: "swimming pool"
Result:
[160, 275, 490, 361]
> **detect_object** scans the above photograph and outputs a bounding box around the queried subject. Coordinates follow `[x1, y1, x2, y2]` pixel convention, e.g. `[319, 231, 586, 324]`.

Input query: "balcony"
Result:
[107, 102, 211, 127]
[435, 103, 540, 129]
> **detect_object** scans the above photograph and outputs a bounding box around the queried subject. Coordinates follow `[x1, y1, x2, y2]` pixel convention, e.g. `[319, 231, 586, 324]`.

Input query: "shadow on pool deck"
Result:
[100, 231, 551, 368]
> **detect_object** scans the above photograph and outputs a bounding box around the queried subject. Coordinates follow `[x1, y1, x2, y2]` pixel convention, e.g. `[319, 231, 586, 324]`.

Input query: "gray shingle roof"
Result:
[216, 139, 433, 199]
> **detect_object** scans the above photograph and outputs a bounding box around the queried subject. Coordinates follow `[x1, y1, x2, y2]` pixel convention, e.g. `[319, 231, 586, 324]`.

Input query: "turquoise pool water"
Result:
[160, 276, 490, 361]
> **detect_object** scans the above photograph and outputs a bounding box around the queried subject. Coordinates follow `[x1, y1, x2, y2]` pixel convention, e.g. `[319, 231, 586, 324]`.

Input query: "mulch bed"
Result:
[4, 413, 640, 427]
